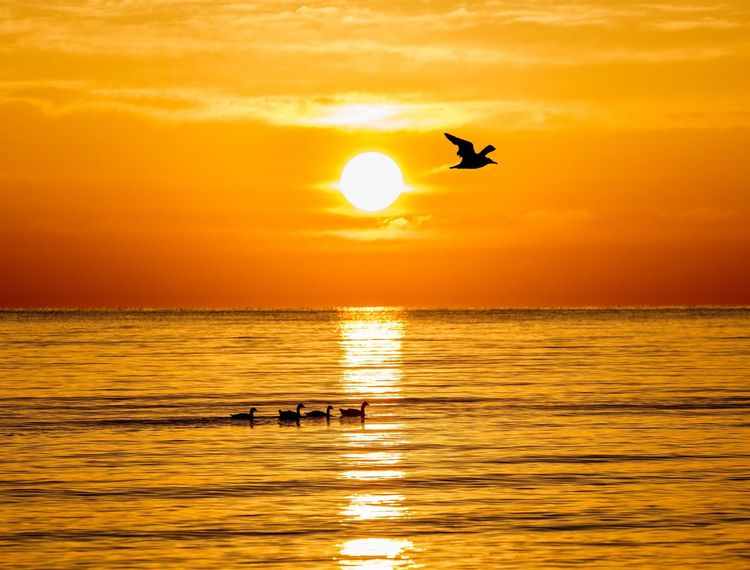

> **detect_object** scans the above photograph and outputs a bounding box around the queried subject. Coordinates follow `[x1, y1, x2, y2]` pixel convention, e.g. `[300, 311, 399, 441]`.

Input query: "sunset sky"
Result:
[2, 0, 749, 307]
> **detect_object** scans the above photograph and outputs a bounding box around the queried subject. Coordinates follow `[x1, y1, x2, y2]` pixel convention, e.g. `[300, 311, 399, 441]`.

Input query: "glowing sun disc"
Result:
[340, 152, 403, 212]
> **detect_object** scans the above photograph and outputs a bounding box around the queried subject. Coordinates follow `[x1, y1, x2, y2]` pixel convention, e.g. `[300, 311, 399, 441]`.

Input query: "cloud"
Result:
[6, 78, 750, 131]
[5, 0, 746, 65]
[0, 83, 589, 130]
[660, 207, 742, 222]
[3, 1, 749, 134]
[650, 18, 742, 31]
[324, 215, 433, 242]
[7, 86, 81, 105]
[520, 209, 597, 224]
[381, 215, 432, 231]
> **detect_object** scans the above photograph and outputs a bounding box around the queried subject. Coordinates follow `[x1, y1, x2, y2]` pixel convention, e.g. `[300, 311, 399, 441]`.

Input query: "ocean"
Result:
[1, 308, 748, 568]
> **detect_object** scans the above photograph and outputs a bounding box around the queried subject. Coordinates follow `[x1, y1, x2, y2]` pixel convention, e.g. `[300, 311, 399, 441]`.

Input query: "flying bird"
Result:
[444, 133, 497, 169]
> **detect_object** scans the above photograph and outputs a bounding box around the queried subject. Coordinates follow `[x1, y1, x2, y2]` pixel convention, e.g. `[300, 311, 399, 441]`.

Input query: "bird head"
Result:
[361, 401, 370, 409]
[250, 407, 257, 413]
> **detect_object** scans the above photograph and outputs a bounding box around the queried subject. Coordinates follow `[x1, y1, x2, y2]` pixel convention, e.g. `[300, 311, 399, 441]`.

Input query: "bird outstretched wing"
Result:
[444, 133, 475, 158]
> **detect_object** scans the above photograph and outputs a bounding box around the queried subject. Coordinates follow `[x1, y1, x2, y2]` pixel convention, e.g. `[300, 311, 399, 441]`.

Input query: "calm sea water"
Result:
[0, 308, 748, 569]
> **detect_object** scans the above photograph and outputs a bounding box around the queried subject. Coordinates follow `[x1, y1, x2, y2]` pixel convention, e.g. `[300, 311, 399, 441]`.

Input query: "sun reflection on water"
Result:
[343, 451, 403, 465]
[339, 538, 416, 569]
[337, 309, 415, 569]
[342, 494, 407, 521]
[339, 309, 404, 397]
[342, 469, 406, 480]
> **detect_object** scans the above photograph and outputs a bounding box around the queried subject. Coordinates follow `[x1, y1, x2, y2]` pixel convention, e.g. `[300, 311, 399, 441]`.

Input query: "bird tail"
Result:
[479, 145, 496, 156]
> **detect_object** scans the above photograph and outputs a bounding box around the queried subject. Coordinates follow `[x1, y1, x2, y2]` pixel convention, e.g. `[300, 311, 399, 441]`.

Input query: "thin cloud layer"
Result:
[3, 1, 748, 131]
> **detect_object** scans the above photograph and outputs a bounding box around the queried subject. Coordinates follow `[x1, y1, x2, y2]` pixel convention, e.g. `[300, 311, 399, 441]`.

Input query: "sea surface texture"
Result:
[1, 308, 748, 569]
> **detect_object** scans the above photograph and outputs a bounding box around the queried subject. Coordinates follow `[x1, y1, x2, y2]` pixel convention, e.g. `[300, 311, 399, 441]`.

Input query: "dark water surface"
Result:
[1, 308, 749, 568]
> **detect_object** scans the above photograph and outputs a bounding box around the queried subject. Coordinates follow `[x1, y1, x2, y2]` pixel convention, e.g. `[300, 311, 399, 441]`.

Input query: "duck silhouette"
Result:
[230, 406, 257, 421]
[444, 133, 497, 169]
[279, 403, 304, 421]
[340, 401, 369, 419]
[305, 404, 334, 419]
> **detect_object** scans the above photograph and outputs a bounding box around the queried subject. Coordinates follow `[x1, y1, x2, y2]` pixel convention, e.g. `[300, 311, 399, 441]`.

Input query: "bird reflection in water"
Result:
[337, 308, 417, 569]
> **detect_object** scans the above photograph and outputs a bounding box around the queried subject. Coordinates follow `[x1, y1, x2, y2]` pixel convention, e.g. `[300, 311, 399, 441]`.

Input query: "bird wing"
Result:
[444, 133, 475, 158]
[480, 144, 496, 156]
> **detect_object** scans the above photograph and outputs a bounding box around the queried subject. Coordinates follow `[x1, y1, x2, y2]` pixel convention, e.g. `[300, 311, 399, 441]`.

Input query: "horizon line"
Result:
[2, 305, 749, 312]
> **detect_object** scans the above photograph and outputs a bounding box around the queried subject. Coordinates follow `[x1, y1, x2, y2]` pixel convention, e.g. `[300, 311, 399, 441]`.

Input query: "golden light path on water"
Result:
[339, 309, 404, 396]
[337, 308, 416, 569]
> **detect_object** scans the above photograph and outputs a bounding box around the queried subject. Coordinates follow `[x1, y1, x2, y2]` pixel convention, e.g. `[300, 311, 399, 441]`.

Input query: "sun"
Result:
[340, 152, 404, 212]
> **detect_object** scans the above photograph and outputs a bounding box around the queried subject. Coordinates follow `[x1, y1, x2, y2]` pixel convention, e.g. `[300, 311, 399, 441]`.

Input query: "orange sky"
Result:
[1, 0, 749, 307]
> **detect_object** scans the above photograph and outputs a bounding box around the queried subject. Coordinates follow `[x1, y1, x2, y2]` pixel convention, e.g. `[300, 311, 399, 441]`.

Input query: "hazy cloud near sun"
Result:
[323, 215, 434, 242]
[0, 83, 597, 130]
[4, 81, 750, 131]
[3, 0, 749, 133]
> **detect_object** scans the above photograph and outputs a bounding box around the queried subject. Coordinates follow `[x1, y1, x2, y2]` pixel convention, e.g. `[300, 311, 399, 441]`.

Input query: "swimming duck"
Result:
[305, 405, 334, 419]
[230, 407, 257, 421]
[279, 403, 305, 421]
[340, 401, 369, 418]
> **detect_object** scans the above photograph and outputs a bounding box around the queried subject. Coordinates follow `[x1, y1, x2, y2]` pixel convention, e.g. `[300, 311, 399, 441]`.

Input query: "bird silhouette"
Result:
[305, 405, 334, 419]
[444, 133, 497, 169]
[230, 407, 257, 421]
[278, 403, 305, 421]
[340, 401, 369, 419]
